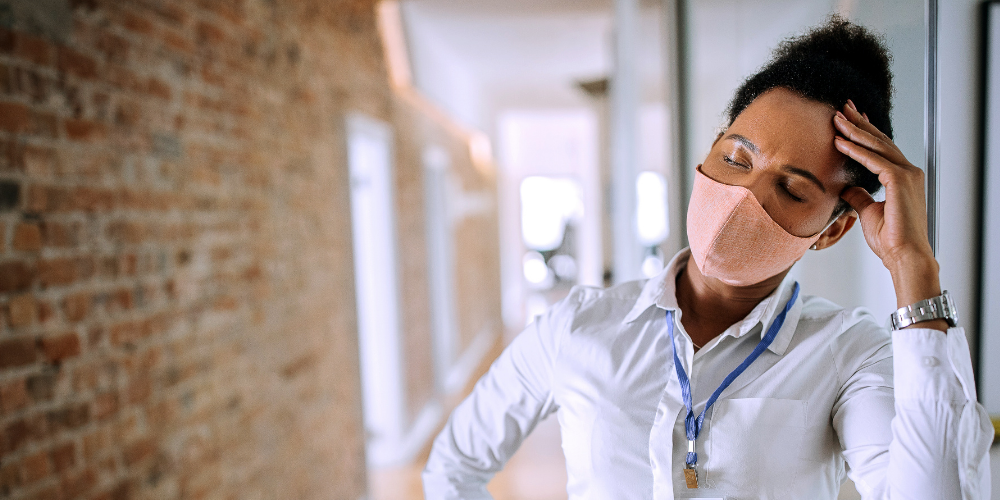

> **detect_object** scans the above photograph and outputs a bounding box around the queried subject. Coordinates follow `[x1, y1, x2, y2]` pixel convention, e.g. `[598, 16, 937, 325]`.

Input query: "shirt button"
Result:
[922, 356, 939, 367]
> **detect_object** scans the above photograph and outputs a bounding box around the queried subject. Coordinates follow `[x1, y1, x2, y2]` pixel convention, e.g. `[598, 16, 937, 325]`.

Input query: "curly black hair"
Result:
[725, 15, 891, 217]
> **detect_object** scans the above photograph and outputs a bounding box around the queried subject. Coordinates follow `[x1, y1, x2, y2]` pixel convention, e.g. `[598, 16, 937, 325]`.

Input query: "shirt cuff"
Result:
[891, 326, 973, 403]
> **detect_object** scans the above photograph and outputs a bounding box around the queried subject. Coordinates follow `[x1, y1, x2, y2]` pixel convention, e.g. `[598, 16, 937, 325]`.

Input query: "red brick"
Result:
[38, 258, 76, 287]
[196, 21, 227, 47]
[0, 378, 29, 414]
[0, 462, 21, 494]
[41, 333, 81, 362]
[63, 292, 90, 322]
[96, 32, 129, 65]
[0, 337, 36, 368]
[12, 222, 42, 251]
[0, 27, 13, 53]
[60, 467, 96, 498]
[123, 12, 155, 35]
[123, 438, 155, 465]
[146, 77, 171, 100]
[21, 450, 50, 484]
[92, 392, 117, 420]
[15, 33, 53, 66]
[64, 118, 107, 141]
[125, 376, 151, 404]
[29, 110, 58, 138]
[82, 428, 108, 461]
[0, 136, 24, 172]
[22, 146, 55, 176]
[0, 261, 34, 292]
[0, 101, 31, 133]
[109, 321, 137, 346]
[42, 220, 79, 247]
[37, 300, 55, 324]
[26, 372, 56, 402]
[107, 221, 145, 244]
[8, 293, 36, 327]
[26, 485, 59, 500]
[57, 46, 97, 79]
[51, 441, 75, 472]
[111, 288, 133, 310]
[71, 186, 115, 212]
[4, 418, 30, 453]
[162, 29, 194, 55]
[25, 184, 47, 212]
[47, 403, 89, 432]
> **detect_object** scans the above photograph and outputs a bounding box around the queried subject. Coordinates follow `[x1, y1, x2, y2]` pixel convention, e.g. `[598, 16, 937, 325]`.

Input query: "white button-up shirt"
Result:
[423, 249, 993, 499]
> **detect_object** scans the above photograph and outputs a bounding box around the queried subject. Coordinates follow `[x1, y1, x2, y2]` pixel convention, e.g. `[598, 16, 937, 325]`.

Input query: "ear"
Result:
[812, 212, 856, 250]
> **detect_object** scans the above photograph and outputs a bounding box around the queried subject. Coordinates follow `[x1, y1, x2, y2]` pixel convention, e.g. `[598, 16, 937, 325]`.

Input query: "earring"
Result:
[810, 244, 818, 250]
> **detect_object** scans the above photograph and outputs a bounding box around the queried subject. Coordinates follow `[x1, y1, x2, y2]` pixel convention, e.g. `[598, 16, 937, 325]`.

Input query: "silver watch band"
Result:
[889, 290, 958, 330]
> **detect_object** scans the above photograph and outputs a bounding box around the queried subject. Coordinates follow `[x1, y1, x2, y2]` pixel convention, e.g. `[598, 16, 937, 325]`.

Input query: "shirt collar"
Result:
[623, 247, 802, 355]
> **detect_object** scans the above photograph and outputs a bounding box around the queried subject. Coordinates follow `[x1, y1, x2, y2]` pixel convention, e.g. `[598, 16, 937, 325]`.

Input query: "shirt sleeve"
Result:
[421, 288, 582, 500]
[834, 318, 993, 500]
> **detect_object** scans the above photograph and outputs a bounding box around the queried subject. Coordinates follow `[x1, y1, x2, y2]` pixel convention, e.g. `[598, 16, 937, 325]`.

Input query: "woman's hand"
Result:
[832, 100, 947, 330]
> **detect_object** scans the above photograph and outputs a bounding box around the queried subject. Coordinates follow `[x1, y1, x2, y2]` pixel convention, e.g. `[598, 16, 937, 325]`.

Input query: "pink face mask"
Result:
[686, 168, 829, 286]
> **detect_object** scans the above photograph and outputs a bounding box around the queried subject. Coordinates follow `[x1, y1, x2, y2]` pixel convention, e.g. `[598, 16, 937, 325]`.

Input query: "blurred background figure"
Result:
[0, 0, 994, 499]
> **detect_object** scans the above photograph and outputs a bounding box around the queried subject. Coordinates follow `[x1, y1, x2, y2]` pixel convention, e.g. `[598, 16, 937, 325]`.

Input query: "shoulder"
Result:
[566, 280, 645, 308]
[544, 280, 647, 337]
[797, 294, 892, 371]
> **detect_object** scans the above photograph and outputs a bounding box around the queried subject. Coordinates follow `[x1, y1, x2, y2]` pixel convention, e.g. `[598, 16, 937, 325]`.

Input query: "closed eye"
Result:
[722, 154, 750, 170]
[779, 182, 805, 202]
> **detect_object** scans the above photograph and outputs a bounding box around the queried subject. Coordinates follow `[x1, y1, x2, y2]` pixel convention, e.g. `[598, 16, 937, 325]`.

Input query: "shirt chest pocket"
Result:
[703, 397, 809, 495]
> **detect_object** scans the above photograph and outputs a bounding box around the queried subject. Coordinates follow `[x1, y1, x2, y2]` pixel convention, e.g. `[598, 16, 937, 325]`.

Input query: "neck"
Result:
[676, 253, 789, 348]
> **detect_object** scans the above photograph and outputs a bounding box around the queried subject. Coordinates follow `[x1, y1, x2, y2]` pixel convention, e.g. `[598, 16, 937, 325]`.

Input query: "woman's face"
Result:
[701, 87, 852, 238]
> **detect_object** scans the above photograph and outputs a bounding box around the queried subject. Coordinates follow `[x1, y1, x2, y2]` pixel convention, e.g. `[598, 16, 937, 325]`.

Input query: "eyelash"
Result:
[722, 155, 805, 203]
[722, 155, 749, 170]
[780, 182, 805, 203]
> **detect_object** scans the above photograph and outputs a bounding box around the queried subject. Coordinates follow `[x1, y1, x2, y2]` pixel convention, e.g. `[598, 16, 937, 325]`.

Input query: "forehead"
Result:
[727, 88, 849, 184]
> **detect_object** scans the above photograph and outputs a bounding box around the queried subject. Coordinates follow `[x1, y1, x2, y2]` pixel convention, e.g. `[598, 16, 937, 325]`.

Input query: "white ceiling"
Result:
[400, 0, 666, 129]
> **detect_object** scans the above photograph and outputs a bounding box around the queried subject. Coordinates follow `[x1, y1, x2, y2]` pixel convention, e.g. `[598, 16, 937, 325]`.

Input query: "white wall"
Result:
[401, 3, 487, 130]
[938, 0, 986, 398]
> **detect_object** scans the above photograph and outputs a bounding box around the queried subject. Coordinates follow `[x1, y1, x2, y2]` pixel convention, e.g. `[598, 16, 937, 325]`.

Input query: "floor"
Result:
[370, 416, 568, 500]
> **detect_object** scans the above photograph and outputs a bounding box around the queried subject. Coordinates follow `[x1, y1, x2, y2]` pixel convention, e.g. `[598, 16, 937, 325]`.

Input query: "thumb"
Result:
[841, 186, 876, 217]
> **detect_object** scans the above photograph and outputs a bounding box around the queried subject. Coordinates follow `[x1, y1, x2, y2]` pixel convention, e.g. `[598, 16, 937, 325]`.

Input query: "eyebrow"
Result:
[724, 133, 827, 193]
[782, 166, 827, 193]
[724, 133, 760, 154]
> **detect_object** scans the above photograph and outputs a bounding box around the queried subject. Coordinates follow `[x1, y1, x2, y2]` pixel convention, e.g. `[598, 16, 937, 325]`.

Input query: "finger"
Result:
[842, 103, 900, 153]
[834, 111, 906, 164]
[833, 135, 899, 178]
[841, 186, 877, 217]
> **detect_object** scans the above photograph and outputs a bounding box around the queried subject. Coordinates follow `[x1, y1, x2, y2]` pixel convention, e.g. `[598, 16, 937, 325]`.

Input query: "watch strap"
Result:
[889, 291, 958, 330]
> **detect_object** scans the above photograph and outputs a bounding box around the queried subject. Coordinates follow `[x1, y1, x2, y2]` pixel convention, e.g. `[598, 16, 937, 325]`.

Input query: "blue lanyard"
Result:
[666, 281, 800, 468]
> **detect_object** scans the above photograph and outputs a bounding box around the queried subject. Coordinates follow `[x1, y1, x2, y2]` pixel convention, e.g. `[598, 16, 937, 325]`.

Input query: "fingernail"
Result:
[835, 111, 846, 120]
[862, 112, 869, 122]
[847, 99, 857, 111]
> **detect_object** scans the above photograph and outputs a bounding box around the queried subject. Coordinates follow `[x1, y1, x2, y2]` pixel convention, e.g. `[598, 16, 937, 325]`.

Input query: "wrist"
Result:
[886, 252, 941, 309]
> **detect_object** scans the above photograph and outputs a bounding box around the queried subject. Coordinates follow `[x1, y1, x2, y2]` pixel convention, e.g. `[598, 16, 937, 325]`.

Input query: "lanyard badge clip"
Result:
[684, 439, 699, 488]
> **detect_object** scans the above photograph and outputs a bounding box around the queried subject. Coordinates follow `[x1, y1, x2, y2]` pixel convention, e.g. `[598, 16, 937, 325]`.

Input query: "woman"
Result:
[423, 17, 993, 499]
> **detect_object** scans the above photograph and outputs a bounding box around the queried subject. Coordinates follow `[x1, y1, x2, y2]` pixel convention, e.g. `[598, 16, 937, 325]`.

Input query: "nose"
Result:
[738, 170, 778, 219]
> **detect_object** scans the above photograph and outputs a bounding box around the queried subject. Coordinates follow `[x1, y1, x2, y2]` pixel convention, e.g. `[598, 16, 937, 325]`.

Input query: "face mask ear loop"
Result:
[810, 211, 845, 249]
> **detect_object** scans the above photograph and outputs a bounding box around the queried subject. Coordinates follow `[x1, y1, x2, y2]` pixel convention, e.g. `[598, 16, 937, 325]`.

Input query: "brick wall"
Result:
[0, 0, 503, 498]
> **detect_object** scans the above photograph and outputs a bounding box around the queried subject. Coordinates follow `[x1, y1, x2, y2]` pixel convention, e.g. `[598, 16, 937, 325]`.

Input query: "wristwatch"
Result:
[889, 290, 959, 330]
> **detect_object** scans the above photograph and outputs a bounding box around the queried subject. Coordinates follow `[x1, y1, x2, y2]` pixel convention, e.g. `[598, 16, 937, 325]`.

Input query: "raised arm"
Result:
[422, 289, 580, 499]
[833, 100, 993, 498]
